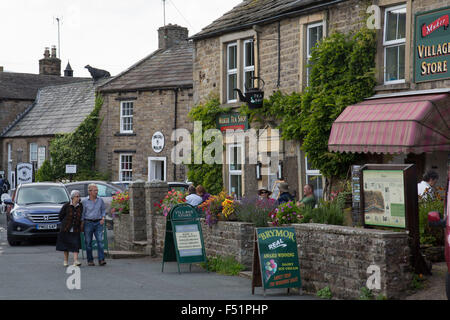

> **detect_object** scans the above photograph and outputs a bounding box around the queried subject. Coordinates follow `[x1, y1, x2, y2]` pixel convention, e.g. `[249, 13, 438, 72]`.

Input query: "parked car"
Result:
[5, 182, 70, 246]
[428, 178, 449, 300]
[65, 181, 123, 229]
[168, 181, 189, 193]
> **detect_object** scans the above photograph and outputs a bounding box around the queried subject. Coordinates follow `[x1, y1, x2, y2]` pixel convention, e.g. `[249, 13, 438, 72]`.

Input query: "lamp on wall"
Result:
[256, 162, 262, 180]
[277, 161, 283, 180]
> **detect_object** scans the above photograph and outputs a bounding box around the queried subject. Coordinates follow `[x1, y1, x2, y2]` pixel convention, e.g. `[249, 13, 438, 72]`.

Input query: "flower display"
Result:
[270, 201, 302, 226]
[198, 191, 234, 226]
[111, 191, 130, 216]
[155, 189, 187, 216]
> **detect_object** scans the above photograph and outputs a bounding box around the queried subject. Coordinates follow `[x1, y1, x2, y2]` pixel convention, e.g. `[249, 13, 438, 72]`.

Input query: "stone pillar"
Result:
[145, 181, 169, 256]
[128, 180, 147, 242]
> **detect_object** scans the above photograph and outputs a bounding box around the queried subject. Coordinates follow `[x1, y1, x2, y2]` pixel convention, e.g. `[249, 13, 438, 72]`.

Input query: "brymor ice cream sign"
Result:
[414, 7, 450, 82]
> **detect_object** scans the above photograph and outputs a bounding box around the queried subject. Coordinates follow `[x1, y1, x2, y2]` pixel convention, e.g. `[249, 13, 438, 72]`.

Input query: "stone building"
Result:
[1, 79, 104, 188]
[96, 24, 194, 183]
[190, 0, 449, 200]
[0, 46, 87, 184]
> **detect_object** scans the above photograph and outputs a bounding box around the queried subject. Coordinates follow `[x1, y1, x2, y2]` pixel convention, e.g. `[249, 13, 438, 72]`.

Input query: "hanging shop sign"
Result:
[414, 7, 450, 82]
[234, 76, 265, 109]
[252, 227, 302, 296]
[161, 204, 207, 273]
[216, 113, 249, 132]
[152, 131, 165, 153]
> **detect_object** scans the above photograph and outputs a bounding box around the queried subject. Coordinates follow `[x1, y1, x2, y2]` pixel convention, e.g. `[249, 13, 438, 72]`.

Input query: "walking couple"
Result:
[56, 183, 107, 267]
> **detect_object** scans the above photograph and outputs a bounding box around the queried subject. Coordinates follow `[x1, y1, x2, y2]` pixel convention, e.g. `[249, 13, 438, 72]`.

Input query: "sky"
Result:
[0, 0, 242, 77]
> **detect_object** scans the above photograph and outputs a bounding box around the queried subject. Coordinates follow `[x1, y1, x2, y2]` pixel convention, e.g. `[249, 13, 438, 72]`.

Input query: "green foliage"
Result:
[359, 287, 374, 300]
[300, 200, 344, 226]
[410, 273, 426, 291]
[35, 160, 55, 182]
[235, 196, 277, 227]
[187, 95, 231, 195]
[44, 94, 104, 181]
[316, 286, 333, 299]
[201, 255, 245, 276]
[300, 27, 377, 179]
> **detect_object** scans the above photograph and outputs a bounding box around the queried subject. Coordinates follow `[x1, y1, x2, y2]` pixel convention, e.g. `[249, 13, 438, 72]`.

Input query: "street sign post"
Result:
[161, 204, 207, 273]
[252, 227, 302, 296]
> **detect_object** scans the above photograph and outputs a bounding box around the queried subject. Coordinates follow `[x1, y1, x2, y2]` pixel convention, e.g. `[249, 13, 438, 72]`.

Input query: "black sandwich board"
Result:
[161, 204, 207, 273]
[252, 227, 302, 296]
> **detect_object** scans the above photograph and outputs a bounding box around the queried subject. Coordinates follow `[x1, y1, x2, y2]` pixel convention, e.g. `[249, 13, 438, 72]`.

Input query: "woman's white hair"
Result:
[70, 190, 81, 199]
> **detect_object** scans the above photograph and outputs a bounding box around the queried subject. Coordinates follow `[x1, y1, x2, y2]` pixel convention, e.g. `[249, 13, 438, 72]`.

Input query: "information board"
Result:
[252, 227, 301, 296]
[363, 170, 406, 228]
[162, 204, 207, 273]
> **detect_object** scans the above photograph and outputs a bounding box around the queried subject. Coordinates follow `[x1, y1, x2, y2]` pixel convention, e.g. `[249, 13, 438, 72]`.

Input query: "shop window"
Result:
[383, 5, 406, 84]
[243, 39, 255, 93]
[119, 154, 133, 182]
[148, 157, 166, 182]
[305, 157, 323, 200]
[306, 22, 323, 86]
[228, 144, 243, 199]
[120, 101, 134, 133]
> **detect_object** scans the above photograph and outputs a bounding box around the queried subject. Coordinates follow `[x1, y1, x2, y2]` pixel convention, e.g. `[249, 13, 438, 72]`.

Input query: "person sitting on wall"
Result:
[297, 184, 316, 209]
[418, 170, 439, 199]
[186, 185, 203, 207]
[277, 182, 294, 205]
[196, 185, 210, 203]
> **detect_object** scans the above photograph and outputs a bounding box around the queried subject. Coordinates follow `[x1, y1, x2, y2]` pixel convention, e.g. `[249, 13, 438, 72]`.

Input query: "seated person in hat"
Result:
[277, 182, 294, 205]
[258, 188, 272, 200]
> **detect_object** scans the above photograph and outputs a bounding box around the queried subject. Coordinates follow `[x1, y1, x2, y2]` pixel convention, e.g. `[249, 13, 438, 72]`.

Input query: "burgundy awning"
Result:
[328, 93, 450, 154]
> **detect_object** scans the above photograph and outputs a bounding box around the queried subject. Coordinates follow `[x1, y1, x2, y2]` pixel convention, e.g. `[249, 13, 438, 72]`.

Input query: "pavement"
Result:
[0, 213, 315, 300]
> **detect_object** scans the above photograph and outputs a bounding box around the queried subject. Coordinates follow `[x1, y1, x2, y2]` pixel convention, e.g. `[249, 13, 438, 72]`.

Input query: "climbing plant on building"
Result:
[187, 94, 231, 195]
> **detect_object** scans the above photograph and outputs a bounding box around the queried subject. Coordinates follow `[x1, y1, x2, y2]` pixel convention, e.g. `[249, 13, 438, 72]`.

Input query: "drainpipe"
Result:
[277, 21, 281, 88]
[173, 88, 178, 181]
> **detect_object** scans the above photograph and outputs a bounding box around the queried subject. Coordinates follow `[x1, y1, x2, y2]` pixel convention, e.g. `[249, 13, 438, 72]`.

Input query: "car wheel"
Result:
[446, 272, 450, 300]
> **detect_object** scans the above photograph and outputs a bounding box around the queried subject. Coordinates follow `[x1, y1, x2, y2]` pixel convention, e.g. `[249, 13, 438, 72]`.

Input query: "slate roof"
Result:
[0, 72, 89, 100]
[2, 79, 108, 138]
[99, 41, 193, 92]
[191, 0, 340, 40]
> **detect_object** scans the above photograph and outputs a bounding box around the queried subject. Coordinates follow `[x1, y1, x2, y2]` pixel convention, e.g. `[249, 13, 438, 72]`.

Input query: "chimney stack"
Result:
[64, 61, 73, 77]
[39, 46, 61, 76]
[158, 24, 188, 50]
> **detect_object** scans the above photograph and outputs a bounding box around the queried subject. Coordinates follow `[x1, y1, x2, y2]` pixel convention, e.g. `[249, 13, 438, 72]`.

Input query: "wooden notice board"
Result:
[252, 227, 301, 296]
[162, 204, 207, 273]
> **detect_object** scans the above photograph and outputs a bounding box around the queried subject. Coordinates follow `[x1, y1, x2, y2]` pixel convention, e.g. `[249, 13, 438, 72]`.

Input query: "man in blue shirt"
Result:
[82, 183, 107, 266]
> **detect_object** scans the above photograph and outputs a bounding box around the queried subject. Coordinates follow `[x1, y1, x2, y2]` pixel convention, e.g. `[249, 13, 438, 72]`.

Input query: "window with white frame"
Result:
[383, 5, 406, 84]
[306, 22, 323, 86]
[119, 154, 133, 182]
[243, 39, 255, 93]
[305, 156, 323, 201]
[228, 144, 243, 199]
[227, 43, 238, 102]
[148, 157, 166, 182]
[29, 143, 38, 163]
[225, 39, 255, 103]
[120, 101, 134, 133]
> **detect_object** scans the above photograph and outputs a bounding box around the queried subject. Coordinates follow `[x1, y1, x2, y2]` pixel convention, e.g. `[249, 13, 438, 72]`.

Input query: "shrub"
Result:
[316, 286, 333, 299]
[418, 186, 445, 246]
[299, 200, 344, 226]
[198, 191, 235, 226]
[235, 195, 278, 227]
[201, 255, 245, 276]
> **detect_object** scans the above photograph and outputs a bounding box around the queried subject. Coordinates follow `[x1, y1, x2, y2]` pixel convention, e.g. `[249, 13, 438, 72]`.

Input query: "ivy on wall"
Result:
[186, 94, 231, 195]
[36, 94, 108, 181]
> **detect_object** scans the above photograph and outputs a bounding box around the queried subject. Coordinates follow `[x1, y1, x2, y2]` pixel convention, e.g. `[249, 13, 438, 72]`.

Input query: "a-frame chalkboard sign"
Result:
[252, 227, 302, 296]
[161, 204, 208, 273]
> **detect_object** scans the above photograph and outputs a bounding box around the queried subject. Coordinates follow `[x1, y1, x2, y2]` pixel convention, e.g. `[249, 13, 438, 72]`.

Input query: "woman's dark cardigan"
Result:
[59, 202, 84, 233]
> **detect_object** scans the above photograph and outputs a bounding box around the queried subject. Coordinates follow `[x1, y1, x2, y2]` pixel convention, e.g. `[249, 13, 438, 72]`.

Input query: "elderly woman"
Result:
[56, 190, 84, 267]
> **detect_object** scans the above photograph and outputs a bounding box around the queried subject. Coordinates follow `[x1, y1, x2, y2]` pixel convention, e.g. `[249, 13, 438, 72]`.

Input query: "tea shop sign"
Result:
[414, 7, 450, 82]
[216, 113, 249, 132]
